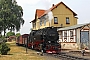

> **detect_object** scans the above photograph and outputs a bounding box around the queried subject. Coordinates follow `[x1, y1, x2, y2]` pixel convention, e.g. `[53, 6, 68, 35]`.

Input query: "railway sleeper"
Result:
[52, 54, 58, 58]
[76, 58, 89, 60]
[45, 53, 89, 60]
[59, 55, 89, 60]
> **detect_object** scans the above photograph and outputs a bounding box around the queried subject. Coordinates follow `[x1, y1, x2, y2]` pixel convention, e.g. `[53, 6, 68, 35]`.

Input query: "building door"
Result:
[80, 31, 89, 49]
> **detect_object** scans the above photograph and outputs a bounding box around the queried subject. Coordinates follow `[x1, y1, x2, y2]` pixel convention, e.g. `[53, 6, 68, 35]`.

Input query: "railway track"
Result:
[18, 45, 90, 60]
[44, 52, 90, 60]
[31, 49, 90, 60]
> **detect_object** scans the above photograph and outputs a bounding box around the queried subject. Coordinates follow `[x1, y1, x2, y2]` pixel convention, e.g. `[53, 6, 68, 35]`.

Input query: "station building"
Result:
[57, 23, 90, 50]
[30, 1, 78, 30]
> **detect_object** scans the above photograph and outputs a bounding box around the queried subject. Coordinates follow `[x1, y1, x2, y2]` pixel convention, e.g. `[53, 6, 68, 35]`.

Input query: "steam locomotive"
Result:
[16, 27, 61, 54]
[28, 27, 61, 53]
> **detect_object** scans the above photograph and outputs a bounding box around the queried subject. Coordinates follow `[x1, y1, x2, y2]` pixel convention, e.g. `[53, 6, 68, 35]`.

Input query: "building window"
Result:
[40, 19, 42, 26]
[70, 31, 73, 37]
[33, 23, 36, 28]
[59, 32, 62, 39]
[44, 20, 46, 26]
[64, 31, 67, 38]
[66, 17, 70, 24]
[54, 17, 58, 24]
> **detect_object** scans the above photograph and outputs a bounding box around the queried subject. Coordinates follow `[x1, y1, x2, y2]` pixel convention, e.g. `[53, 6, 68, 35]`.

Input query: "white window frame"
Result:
[66, 17, 70, 24]
[54, 17, 58, 24]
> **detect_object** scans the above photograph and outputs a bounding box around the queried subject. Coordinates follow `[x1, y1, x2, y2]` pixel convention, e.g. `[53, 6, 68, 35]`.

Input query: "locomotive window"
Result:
[54, 17, 58, 24]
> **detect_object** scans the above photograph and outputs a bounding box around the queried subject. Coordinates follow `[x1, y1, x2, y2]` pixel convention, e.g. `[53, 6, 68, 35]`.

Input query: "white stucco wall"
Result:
[58, 23, 90, 50]
[61, 43, 78, 50]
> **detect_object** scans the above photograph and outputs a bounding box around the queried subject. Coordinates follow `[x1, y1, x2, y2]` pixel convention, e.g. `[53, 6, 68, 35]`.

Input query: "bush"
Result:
[0, 43, 10, 55]
[0, 36, 7, 44]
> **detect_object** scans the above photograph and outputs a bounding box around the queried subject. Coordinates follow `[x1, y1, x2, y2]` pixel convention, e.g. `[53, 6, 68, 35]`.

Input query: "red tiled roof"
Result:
[36, 9, 46, 18]
[30, 9, 46, 22]
[31, 1, 77, 22]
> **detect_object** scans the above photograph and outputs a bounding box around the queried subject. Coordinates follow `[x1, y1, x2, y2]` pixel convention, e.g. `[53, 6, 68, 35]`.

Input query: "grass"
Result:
[0, 41, 45, 60]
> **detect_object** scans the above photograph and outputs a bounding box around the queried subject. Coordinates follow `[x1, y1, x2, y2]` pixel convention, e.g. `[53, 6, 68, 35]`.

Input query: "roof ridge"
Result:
[31, 1, 77, 22]
[39, 1, 77, 18]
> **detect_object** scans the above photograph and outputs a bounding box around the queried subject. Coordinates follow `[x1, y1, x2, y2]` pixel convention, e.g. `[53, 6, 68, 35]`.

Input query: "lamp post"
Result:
[26, 36, 29, 54]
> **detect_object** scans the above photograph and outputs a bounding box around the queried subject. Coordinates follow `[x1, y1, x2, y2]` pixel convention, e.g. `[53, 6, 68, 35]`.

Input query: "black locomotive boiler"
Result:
[28, 27, 61, 54]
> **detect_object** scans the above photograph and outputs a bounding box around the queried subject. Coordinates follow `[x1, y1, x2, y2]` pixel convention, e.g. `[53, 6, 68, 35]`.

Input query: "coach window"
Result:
[54, 17, 58, 24]
[66, 17, 70, 24]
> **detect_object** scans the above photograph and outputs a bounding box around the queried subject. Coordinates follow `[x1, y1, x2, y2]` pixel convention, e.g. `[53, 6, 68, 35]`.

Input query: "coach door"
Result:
[80, 31, 89, 49]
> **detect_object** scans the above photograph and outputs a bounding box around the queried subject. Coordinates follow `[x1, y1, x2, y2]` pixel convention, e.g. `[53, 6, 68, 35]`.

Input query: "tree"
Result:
[0, 0, 24, 36]
[0, 43, 10, 55]
[16, 33, 21, 37]
[6, 31, 15, 37]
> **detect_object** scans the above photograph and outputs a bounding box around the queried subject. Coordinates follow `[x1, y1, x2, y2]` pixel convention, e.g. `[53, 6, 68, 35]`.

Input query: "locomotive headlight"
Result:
[48, 41, 51, 43]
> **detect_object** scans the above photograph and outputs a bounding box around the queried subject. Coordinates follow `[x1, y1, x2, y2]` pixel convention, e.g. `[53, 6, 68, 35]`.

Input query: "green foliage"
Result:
[0, 0, 24, 36]
[16, 33, 21, 37]
[6, 31, 15, 37]
[0, 36, 7, 43]
[0, 43, 10, 55]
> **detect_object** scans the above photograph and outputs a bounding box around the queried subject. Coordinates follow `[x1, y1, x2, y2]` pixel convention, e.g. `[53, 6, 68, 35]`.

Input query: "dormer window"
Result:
[54, 17, 58, 24]
[66, 17, 70, 24]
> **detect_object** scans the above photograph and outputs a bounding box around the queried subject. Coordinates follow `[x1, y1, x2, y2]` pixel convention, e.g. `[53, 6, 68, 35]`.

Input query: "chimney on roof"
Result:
[52, 4, 54, 7]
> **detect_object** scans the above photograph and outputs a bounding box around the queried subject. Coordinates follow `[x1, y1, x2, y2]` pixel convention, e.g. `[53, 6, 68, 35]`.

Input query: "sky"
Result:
[15, 0, 90, 35]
